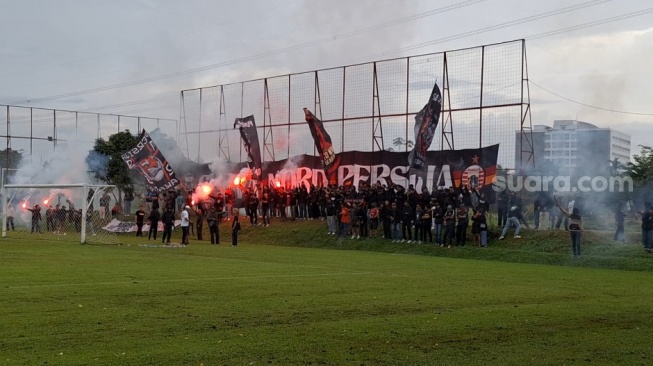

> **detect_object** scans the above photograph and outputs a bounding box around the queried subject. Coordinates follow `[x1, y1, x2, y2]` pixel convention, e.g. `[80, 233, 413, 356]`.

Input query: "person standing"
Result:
[455, 204, 469, 246]
[161, 207, 175, 244]
[181, 205, 190, 245]
[420, 204, 431, 243]
[99, 193, 110, 220]
[431, 202, 443, 246]
[195, 207, 205, 241]
[6, 204, 15, 231]
[124, 189, 134, 215]
[640, 205, 653, 253]
[614, 203, 626, 243]
[326, 197, 338, 235]
[400, 201, 413, 243]
[472, 208, 487, 247]
[206, 207, 220, 244]
[558, 202, 584, 258]
[339, 202, 351, 239]
[261, 191, 271, 227]
[135, 205, 145, 237]
[369, 203, 379, 239]
[500, 203, 522, 240]
[231, 215, 241, 246]
[443, 205, 456, 248]
[247, 191, 259, 226]
[147, 207, 160, 241]
[26, 204, 42, 234]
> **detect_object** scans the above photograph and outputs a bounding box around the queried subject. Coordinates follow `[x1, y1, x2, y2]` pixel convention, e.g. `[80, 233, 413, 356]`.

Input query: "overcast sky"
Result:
[1, 0, 652, 160]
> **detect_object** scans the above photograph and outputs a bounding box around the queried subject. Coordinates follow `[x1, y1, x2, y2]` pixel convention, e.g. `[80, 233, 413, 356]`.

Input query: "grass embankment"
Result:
[208, 217, 652, 272]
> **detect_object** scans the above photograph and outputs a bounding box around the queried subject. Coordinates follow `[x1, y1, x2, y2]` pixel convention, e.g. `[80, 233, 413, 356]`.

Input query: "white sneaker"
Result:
[499, 236, 505, 240]
[514, 235, 522, 239]
[407, 240, 412, 243]
[401, 239, 405, 243]
[356, 235, 360, 239]
[351, 235, 355, 239]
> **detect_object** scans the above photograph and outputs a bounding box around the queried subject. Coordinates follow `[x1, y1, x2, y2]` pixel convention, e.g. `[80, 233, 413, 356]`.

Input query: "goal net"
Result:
[2, 184, 120, 245]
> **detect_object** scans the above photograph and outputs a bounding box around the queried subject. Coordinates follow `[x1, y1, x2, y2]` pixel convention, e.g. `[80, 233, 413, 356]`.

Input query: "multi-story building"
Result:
[515, 120, 631, 175]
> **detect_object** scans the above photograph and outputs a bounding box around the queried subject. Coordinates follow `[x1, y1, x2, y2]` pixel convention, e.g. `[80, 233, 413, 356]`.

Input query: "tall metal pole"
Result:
[30, 108, 33, 158]
[81, 184, 88, 244]
[479, 46, 485, 149]
[53, 109, 57, 151]
[1, 182, 7, 238]
[341, 67, 346, 153]
[198, 88, 203, 163]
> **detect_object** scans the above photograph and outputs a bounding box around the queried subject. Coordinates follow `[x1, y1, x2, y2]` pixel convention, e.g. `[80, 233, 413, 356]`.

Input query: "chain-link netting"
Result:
[2, 185, 119, 244]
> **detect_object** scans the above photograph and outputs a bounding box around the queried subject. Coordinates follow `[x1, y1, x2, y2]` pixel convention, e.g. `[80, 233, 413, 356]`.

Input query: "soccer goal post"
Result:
[1, 184, 120, 244]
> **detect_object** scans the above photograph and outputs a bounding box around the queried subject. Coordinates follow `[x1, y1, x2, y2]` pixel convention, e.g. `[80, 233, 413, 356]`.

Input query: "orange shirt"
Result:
[340, 207, 350, 224]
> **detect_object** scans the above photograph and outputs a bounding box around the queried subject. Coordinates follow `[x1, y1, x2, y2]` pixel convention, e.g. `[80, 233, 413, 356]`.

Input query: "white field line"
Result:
[6, 271, 374, 289]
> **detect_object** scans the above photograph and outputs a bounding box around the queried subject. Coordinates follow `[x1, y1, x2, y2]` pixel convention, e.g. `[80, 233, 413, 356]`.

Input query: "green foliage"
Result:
[0, 148, 24, 169]
[627, 145, 653, 183]
[91, 131, 138, 189]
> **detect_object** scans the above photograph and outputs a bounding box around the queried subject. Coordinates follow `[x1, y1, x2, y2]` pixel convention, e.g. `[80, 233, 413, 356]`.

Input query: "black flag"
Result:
[408, 81, 442, 174]
[234, 115, 262, 180]
[121, 130, 181, 193]
[304, 108, 340, 185]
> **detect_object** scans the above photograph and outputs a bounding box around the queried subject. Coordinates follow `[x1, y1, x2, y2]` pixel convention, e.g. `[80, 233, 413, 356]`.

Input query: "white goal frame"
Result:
[1, 183, 116, 244]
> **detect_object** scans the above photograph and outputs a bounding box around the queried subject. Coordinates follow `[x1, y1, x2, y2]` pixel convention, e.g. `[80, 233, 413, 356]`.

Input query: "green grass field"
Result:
[2, 219, 653, 365]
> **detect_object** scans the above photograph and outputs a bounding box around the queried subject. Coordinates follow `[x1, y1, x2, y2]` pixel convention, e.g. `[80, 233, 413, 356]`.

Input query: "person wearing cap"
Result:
[326, 196, 338, 235]
[181, 205, 191, 245]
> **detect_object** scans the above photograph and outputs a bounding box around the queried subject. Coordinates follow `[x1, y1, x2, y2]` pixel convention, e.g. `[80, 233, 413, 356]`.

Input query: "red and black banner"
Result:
[304, 108, 340, 185]
[217, 144, 498, 200]
[408, 81, 442, 175]
[122, 130, 181, 193]
[234, 115, 263, 180]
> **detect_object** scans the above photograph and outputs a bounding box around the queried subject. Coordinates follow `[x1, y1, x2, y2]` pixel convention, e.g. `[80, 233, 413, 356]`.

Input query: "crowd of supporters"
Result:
[177, 183, 529, 248]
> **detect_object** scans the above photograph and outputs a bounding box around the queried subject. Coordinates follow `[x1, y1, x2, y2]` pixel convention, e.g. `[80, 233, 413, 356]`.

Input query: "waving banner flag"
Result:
[234, 115, 262, 180]
[121, 130, 180, 193]
[408, 81, 442, 175]
[304, 108, 340, 185]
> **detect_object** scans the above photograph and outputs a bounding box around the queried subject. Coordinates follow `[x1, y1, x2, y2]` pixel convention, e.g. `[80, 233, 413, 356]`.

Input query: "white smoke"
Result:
[10, 144, 93, 185]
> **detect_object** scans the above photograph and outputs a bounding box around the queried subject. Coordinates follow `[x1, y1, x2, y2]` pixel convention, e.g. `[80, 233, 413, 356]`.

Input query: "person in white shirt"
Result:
[181, 205, 190, 245]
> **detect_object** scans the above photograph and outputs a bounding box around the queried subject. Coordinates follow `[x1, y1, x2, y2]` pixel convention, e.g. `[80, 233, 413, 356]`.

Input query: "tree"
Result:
[627, 145, 653, 183]
[0, 148, 24, 170]
[392, 137, 414, 151]
[87, 131, 139, 191]
[608, 158, 626, 177]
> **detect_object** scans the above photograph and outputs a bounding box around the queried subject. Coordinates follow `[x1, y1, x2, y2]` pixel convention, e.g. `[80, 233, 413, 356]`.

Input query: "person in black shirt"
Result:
[26, 204, 42, 234]
[147, 208, 160, 240]
[443, 205, 455, 248]
[161, 207, 175, 244]
[135, 205, 145, 237]
[206, 207, 220, 244]
[558, 201, 584, 258]
[614, 202, 626, 243]
[195, 207, 205, 240]
[455, 204, 469, 246]
[640, 205, 653, 253]
[231, 215, 241, 246]
[472, 207, 488, 247]
[380, 201, 392, 240]
[400, 201, 413, 242]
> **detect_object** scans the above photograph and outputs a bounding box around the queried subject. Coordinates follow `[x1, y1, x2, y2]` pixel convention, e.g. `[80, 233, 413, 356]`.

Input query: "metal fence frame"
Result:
[180, 39, 534, 172]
